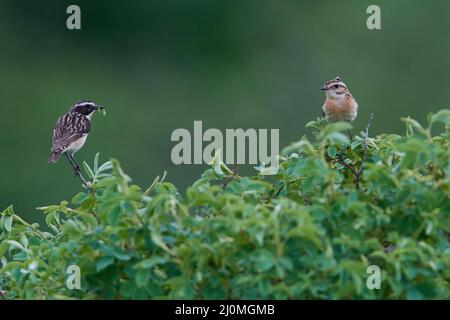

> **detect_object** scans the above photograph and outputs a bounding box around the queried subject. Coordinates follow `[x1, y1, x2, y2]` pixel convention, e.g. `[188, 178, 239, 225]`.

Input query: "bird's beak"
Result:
[96, 105, 105, 110]
[320, 86, 327, 91]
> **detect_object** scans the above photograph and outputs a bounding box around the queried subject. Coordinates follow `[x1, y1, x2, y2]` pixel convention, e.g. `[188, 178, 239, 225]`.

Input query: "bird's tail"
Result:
[48, 151, 62, 163]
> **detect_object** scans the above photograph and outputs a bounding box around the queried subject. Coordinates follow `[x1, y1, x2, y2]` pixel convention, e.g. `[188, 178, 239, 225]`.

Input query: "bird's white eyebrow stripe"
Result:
[74, 101, 95, 107]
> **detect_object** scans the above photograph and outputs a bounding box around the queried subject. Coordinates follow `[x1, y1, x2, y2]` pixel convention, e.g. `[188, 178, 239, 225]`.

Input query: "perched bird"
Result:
[321, 76, 358, 123]
[49, 101, 104, 185]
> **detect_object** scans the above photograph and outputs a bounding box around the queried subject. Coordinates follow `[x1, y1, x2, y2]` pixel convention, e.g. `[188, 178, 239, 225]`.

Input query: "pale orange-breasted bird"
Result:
[321, 76, 358, 123]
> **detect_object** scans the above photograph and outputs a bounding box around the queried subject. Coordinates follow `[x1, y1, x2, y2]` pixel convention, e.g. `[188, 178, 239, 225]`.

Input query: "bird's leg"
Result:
[66, 153, 91, 190]
[65, 153, 78, 172]
[68, 154, 86, 183]
[348, 129, 353, 140]
[65, 153, 80, 173]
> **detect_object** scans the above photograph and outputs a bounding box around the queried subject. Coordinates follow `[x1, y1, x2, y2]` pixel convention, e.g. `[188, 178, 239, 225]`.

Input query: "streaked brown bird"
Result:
[321, 76, 358, 122]
[321, 76, 358, 138]
[49, 101, 104, 186]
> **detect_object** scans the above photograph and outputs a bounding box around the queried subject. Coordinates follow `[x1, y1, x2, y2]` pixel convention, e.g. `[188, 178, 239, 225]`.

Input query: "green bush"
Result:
[1, 110, 449, 299]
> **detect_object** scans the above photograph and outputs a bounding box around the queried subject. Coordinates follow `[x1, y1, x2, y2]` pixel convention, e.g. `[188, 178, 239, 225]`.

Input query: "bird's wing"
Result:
[51, 112, 91, 152]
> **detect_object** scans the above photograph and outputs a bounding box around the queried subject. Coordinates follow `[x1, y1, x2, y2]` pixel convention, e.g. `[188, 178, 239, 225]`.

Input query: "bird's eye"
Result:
[334, 84, 339, 88]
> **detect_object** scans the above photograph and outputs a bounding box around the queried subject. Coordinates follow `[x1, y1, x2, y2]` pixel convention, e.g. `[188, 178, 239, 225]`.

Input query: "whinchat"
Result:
[49, 101, 104, 178]
[321, 76, 358, 123]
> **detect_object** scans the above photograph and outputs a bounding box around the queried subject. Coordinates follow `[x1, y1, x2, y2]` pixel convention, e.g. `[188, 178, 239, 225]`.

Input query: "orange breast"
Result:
[322, 97, 358, 122]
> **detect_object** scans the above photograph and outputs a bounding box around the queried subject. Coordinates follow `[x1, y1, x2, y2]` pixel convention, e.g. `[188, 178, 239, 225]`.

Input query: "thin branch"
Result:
[335, 157, 358, 176]
[222, 163, 239, 189]
[133, 209, 145, 227]
[302, 195, 312, 206]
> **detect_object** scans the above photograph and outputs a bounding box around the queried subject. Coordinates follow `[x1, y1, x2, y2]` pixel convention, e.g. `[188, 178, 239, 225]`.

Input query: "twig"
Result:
[302, 195, 312, 205]
[134, 211, 145, 227]
[65, 154, 94, 193]
[335, 156, 358, 176]
[222, 163, 239, 189]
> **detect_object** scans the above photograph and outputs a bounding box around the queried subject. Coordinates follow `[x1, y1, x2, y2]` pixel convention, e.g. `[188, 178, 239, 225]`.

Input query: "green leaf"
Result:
[0, 261, 24, 272]
[253, 250, 276, 272]
[98, 243, 131, 261]
[318, 122, 352, 141]
[0, 241, 9, 258]
[72, 192, 89, 205]
[213, 163, 224, 176]
[83, 162, 95, 179]
[3, 216, 12, 232]
[94, 153, 100, 173]
[135, 256, 169, 269]
[108, 206, 121, 226]
[429, 109, 450, 126]
[305, 120, 317, 128]
[350, 139, 363, 150]
[20, 234, 28, 248]
[327, 145, 337, 158]
[329, 132, 350, 145]
[135, 269, 150, 287]
[96, 256, 115, 272]
[6, 240, 25, 251]
[401, 117, 429, 136]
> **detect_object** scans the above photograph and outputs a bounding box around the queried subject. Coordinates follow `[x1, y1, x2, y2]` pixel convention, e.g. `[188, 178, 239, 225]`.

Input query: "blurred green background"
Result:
[1, 0, 449, 223]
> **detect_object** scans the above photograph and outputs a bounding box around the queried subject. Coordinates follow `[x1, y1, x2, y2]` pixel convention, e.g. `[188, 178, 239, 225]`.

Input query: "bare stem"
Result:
[335, 157, 358, 176]
[65, 154, 94, 193]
